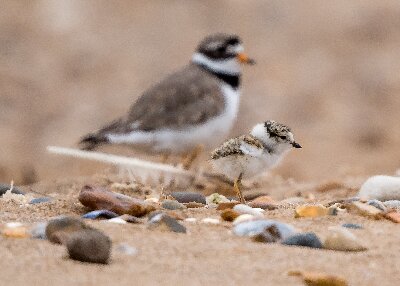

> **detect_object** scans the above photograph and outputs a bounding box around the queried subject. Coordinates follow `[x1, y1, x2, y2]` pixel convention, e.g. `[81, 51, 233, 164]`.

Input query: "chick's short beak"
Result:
[292, 142, 302, 148]
[237, 52, 256, 65]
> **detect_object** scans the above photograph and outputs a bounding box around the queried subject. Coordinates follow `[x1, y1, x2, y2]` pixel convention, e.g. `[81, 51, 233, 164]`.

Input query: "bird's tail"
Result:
[79, 133, 109, 151]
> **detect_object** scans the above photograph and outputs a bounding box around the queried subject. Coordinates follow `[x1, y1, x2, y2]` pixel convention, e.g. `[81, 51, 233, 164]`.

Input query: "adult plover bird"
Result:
[211, 120, 301, 203]
[79, 33, 255, 168]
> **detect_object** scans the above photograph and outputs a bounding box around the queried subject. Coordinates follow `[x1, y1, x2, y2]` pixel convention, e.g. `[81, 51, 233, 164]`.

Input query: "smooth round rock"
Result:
[233, 204, 264, 217]
[233, 220, 296, 240]
[161, 200, 186, 210]
[358, 175, 400, 201]
[0, 184, 25, 196]
[384, 200, 400, 210]
[171, 192, 206, 204]
[30, 222, 48, 239]
[282, 232, 323, 249]
[46, 216, 89, 244]
[220, 209, 240, 222]
[66, 229, 111, 264]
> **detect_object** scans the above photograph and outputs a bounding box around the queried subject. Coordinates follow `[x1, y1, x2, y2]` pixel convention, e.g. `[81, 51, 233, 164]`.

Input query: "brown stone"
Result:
[250, 195, 276, 204]
[46, 216, 90, 244]
[248, 202, 278, 210]
[79, 185, 156, 217]
[216, 202, 239, 210]
[289, 270, 348, 286]
[220, 209, 240, 222]
[385, 211, 400, 223]
[295, 205, 329, 218]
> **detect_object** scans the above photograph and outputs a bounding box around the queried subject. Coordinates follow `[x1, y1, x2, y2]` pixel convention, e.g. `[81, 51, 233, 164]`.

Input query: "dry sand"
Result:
[1, 173, 399, 286]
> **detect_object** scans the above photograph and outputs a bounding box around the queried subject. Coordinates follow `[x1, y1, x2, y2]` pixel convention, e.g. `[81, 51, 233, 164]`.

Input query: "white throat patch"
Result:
[192, 53, 240, 75]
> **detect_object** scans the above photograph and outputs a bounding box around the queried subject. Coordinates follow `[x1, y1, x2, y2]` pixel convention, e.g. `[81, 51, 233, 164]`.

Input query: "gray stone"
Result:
[66, 229, 111, 264]
[171, 192, 206, 204]
[367, 199, 387, 211]
[161, 200, 186, 210]
[46, 216, 90, 244]
[30, 222, 48, 239]
[29, 197, 52, 204]
[282, 232, 323, 249]
[384, 200, 400, 210]
[342, 223, 363, 229]
[148, 213, 186, 233]
[82, 210, 119, 219]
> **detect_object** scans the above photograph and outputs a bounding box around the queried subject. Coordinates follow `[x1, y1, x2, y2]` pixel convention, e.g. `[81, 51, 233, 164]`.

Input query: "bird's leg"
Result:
[234, 172, 246, 204]
[181, 145, 203, 170]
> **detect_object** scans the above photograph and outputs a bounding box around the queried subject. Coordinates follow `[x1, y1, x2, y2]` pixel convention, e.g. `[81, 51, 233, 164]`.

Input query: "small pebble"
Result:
[184, 218, 197, 223]
[323, 226, 367, 251]
[114, 243, 138, 256]
[107, 217, 127, 224]
[144, 197, 159, 204]
[161, 200, 186, 210]
[117, 214, 142, 223]
[46, 216, 90, 244]
[201, 218, 220, 225]
[148, 214, 186, 233]
[66, 229, 111, 264]
[30, 222, 48, 239]
[358, 175, 400, 201]
[289, 270, 348, 286]
[367, 199, 387, 211]
[249, 196, 278, 210]
[233, 204, 264, 217]
[383, 200, 400, 210]
[384, 211, 400, 223]
[346, 201, 383, 219]
[342, 223, 363, 229]
[206, 193, 230, 206]
[233, 220, 296, 240]
[2, 222, 28, 238]
[184, 202, 205, 208]
[295, 204, 329, 218]
[216, 202, 239, 210]
[29, 197, 52, 204]
[82, 210, 119, 220]
[171, 192, 206, 204]
[220, 209, 240, 222]
[232, 214, 255, 225]
[0, 184, 25, 196]
[282, 232, 323, 249]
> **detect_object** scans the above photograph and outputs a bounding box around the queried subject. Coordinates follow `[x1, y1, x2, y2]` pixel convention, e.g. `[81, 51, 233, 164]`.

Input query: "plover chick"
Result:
[211, 120, 301, 203]
[79, 33, 255, 169]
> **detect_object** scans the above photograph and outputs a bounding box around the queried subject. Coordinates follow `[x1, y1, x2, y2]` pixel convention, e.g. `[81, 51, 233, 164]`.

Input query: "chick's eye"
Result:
[279, 136, 286, 140]
[217, 46, 226, 53]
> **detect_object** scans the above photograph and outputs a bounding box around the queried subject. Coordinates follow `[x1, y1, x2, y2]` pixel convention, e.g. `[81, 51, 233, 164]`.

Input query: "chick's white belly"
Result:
[212, 154, 269, 180]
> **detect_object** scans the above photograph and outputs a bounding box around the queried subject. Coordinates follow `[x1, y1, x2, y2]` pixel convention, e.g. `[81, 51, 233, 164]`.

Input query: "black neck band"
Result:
[197, 64, 240, 89]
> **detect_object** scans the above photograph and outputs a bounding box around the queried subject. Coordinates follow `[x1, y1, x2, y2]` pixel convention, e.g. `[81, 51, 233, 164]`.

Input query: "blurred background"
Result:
[1, 0, 400, 185]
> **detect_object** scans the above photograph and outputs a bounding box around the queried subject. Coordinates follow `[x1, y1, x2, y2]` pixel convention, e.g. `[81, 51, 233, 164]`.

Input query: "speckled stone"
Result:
[367, 199, 387, 211]
[171, 192, 206, 204]
[66, 229, 111, 264]
[282, 232, 323, 249]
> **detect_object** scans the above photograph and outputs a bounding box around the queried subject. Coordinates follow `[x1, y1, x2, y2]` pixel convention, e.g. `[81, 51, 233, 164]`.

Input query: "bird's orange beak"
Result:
[237, 53, 256, 65]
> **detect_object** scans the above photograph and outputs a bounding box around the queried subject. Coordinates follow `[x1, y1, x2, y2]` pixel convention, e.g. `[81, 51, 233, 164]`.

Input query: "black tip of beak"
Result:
[248, 58, 256, 65]
[292, 142, 302, 149]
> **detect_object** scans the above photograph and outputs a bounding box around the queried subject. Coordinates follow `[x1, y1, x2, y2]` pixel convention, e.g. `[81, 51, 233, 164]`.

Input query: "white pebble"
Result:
[233, 214, 255, 225]
[184, 218, 197, 223]
[5, 222, 23, 228]
[107, 217, 127, 224]
[201, 218, 220, 225]
[233, 204, 264, 217]
[358, 175, 400, 201]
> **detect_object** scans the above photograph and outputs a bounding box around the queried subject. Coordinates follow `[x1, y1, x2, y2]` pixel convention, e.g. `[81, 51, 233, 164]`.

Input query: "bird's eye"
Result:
[279, 136, 286, 140]
[217, 46, 226, 53]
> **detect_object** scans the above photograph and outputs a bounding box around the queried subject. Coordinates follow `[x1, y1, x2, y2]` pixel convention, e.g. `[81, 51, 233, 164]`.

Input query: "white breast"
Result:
[107, 84, 240, 153]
